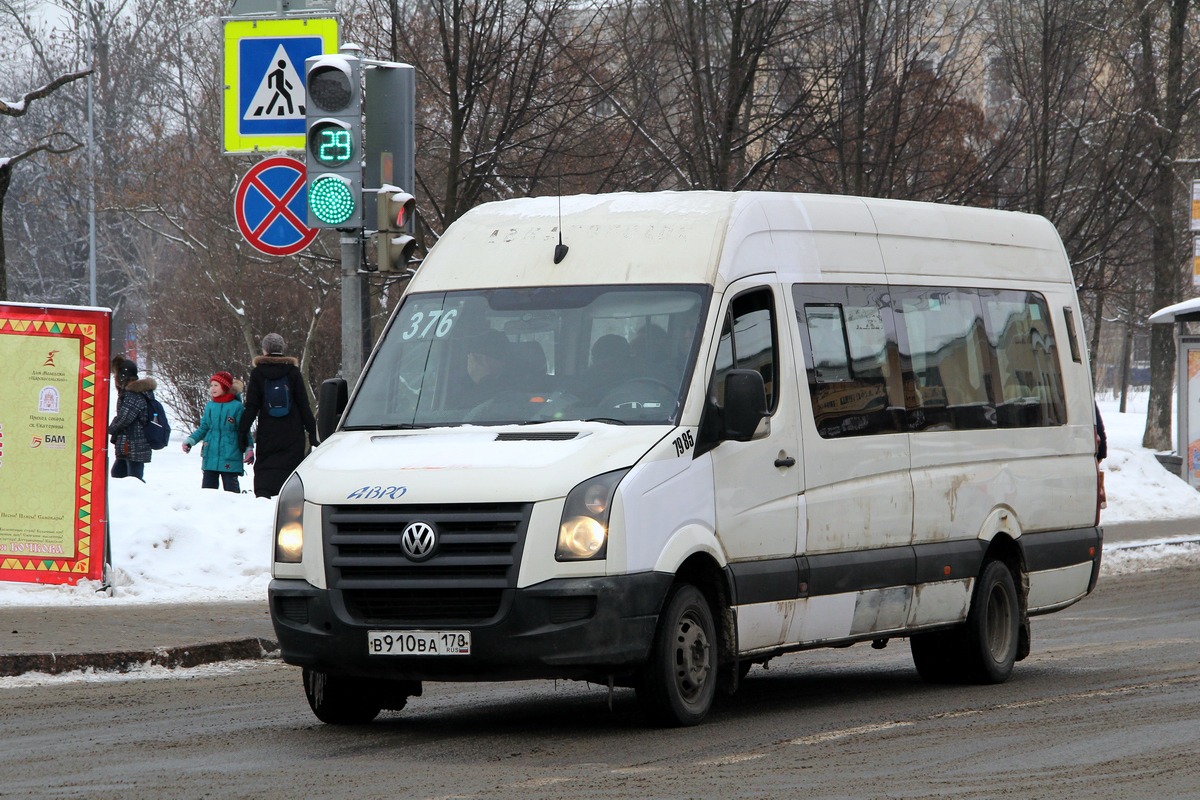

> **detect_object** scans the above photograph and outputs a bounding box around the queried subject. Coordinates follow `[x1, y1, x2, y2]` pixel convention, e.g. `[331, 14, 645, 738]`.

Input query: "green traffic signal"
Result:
[308, 175, 356, 226]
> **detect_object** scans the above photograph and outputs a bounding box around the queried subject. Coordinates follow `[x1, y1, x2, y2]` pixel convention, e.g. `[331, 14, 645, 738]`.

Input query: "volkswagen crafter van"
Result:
[270, 191, 1103, 726]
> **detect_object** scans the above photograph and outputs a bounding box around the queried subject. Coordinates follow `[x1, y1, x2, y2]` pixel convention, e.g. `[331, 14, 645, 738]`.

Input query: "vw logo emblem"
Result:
[401, 521, 438, 561]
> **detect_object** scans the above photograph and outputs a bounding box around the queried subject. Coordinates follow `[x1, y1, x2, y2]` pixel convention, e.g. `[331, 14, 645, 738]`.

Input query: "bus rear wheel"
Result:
[964, 559, 1020, 683]
[910, 559, 1019, 684]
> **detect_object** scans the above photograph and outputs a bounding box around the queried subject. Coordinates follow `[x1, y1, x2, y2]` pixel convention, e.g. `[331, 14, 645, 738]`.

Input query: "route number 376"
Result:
[401, 308, 458, 340]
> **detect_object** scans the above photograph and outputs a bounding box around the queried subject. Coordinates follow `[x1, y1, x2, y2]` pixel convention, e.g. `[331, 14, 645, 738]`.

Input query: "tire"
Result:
[962, 559, 1020, 683]
[909, 559, 1020, 685]
[302, 668, 383, 725]
[636, 584, 718, 727]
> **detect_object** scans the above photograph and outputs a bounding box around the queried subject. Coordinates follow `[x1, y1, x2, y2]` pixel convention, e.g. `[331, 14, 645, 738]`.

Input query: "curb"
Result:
[0, 637, 279, 678]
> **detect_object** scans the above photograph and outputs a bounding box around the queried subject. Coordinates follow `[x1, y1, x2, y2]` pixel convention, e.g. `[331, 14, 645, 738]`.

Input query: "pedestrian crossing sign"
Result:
[223, 17, 339, 154]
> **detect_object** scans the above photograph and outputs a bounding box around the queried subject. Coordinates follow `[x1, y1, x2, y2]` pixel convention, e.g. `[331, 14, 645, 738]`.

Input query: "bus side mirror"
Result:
[317, 377, 348, 442]
[723, 369, 768, 441]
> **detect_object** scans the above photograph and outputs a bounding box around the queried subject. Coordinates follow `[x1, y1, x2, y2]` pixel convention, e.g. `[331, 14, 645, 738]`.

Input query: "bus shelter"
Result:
[1149, 297, 1200, 488]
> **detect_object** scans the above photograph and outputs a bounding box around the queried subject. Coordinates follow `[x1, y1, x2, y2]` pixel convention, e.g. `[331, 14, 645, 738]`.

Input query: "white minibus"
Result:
[270, 191, 1103, 726]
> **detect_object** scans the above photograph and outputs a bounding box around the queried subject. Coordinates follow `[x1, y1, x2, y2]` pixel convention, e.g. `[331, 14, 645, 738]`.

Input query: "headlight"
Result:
[274, 473, 305, 563]
[557, 469, 627, 561]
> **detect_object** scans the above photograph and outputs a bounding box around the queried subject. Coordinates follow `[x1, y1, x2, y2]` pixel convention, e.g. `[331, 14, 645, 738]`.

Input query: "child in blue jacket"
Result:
[182, 371, 252, 492]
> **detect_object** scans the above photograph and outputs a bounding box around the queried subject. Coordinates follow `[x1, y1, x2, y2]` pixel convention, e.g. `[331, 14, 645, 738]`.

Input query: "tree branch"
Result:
[0, 69, 92, 117]
[3, 135, 83, 167]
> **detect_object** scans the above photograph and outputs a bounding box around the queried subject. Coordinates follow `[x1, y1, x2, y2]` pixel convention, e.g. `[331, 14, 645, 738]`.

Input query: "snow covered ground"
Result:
[0, 390, 1196, 607]
[1096, 392, 1200, 522]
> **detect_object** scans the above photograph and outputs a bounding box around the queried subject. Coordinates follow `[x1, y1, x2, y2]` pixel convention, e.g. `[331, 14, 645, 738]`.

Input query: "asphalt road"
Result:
[1, 559, 1196, 799]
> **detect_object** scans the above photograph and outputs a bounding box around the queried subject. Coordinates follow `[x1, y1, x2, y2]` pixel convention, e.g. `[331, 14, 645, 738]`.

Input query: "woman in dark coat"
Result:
[109, 357, 157, 481]
[238, 333, 318, 498]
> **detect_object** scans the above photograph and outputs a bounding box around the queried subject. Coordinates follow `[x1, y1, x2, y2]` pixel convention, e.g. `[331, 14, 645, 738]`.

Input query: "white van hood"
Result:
[296, 423, 671, 505]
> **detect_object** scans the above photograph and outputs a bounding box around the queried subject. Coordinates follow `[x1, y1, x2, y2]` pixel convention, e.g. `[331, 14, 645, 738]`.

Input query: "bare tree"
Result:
[363, 0, 604, 232]
[1105, 0, 1200, 450]
[985, 0, 1156, 387]
[0, 70, 89, 300]
[782, 0, 1012, 202]
[590, 0, 824, 191]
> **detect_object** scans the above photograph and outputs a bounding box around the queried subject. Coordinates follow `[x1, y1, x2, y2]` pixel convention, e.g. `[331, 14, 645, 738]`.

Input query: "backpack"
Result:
[264, 374, 292, 418]
[142, 391, 171, 450]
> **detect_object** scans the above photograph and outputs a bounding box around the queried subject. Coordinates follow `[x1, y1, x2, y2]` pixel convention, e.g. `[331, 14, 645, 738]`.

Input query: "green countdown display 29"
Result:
[309, 121, 353, 168]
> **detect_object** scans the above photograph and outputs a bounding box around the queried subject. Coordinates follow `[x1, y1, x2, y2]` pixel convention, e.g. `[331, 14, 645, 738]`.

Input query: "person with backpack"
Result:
[108, 357, 158, 481]
[182, 371, 252, 493]
[237, 332, 318, 498]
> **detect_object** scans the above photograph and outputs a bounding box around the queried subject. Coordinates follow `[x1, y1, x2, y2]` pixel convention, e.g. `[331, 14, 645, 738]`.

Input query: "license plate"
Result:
[367, 630, 471, 656]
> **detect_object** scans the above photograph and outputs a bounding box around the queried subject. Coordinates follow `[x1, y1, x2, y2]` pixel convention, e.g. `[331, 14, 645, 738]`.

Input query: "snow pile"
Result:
[1, 440, 276, 607]
[1103, 539, 1200, 576]
[1096, 393, 1200, 523]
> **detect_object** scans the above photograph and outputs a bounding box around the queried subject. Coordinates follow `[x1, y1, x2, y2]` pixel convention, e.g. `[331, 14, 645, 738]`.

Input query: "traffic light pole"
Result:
[340, 232, 364, 384]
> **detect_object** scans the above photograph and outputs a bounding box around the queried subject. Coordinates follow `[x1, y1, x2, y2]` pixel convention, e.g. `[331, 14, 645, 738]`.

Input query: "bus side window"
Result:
[981, 290, 1067, 427]
[794, 284, 900, 438]
[893, 287, 996, 431]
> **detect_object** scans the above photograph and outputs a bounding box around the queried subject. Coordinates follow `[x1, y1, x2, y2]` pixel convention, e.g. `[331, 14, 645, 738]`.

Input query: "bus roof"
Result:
[409, 191, 1072, 293]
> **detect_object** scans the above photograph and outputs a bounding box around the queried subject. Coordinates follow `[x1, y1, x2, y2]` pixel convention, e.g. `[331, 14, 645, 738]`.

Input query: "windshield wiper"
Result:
[584, 417, 626, 425]
[355, 423, 429, 430]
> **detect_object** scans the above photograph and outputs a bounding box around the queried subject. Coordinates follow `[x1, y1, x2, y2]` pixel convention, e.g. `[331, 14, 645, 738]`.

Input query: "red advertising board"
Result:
[0, 303, 111, 585]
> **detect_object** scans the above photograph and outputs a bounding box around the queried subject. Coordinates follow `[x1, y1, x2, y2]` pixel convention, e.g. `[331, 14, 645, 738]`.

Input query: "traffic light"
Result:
[375, 186, 417, 272]
[304, 53, 362, 228]
[364, 64, 414, 231]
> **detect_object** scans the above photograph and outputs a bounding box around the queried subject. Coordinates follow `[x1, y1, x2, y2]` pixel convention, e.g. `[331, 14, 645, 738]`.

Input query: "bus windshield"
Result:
[342, 284, 710, 428]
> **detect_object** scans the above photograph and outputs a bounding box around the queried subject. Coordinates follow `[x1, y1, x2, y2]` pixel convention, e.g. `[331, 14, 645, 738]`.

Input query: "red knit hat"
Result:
[210, 371, 234, 392]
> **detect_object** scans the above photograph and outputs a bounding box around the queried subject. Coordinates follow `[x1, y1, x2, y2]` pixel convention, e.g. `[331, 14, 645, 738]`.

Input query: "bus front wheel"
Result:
[636, 583, 718, 727]
[303, 668, 384, 725]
